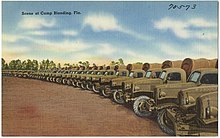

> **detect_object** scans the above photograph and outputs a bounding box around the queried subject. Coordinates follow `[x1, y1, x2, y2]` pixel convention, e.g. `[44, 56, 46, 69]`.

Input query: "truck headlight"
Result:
[126, 84, 131, 89]
[159, 91, 166, 97]
[134, 86, 140, 91]
[185, 96, 195, 105]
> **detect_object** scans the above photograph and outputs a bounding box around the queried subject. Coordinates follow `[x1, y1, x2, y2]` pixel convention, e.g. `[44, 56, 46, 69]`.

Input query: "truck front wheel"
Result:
[133, 96, 152, 117]
[157, 109, 175, 136]
[113, 90, 125, 104]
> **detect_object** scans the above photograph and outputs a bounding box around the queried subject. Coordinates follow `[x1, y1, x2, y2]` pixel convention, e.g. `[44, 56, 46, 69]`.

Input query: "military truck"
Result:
[71, 66, 86, 87]
[109, 63, 152, 103]
[129, 58, 217, 117]
[100, 63, 153, 98]
[83, 66, 106, 90]
[99, 64, 132, 97]
[157, 87, 217, 136]
[61, 67, 80, 86]
[74, 66, 97, 88]
[90, 65, 118, 93]
[77, 66, 99, 89]
[112, 60, 179, 104]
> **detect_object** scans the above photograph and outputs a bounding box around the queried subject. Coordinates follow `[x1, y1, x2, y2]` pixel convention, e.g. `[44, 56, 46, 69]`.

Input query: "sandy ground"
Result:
[2, 77, 166, 136]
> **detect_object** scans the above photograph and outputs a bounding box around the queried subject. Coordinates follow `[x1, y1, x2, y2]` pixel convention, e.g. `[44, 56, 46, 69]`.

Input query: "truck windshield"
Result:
[104, 72, 108, 75]
[146, 71, 152, 78]
[187, 71, 201, 83]
[200, 73, 218, 84]
[129, 72, 134, 77]
[115, 72, 119, 76]
[159, 71, 166, 80]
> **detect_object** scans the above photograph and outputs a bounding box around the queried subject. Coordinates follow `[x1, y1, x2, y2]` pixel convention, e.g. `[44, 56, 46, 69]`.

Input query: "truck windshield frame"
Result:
[159, 71, 166, 80]
[187, 71, 201, 83]
[129, 71, 134, 77]
[146, 71, 152, 78]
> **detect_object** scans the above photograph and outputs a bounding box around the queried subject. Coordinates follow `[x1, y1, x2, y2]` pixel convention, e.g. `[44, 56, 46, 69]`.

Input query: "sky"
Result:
[2, 1, 218, 65]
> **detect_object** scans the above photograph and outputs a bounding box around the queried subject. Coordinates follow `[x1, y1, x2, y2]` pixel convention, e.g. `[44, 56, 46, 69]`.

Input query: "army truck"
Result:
[130, 58, 217, 117]
[62, 67, 80, 86]
[100, 63, 152, 98]
[99, 64, 132, 97]
[109, 63, 151, 103]
[75, 66, 97, 88]
[54, 69, 71, 84]
[157, 87, 217, 136]
[82, 66, 111, 91]
[112, 60, 178, 104]
[78, 66, 101, 90]
[71, 66, 86, 87]
[90, 65, 118, 93]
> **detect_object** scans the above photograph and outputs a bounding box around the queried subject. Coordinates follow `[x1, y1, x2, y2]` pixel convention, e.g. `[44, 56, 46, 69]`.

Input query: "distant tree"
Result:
[49, 61, 56, 69]
[136, 62, 143, 64]
[15, 59, 22, 70]
[118, 58, 124, 65]
[5, 63, 9, 69]
[78, 61, 90, 68]
[57, 63, 61, 69]
[32, 60, 38, 70]
[21, 60, 27, 70]
[110, 58, 124, 66]
[2, 58, 6, 69]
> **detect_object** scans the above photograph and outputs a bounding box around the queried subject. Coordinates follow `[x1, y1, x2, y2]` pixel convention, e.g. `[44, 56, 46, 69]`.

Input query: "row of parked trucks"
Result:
[2, 57, 218, 136]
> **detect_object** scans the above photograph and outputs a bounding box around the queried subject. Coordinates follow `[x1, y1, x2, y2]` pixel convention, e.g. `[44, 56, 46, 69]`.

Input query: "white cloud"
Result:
[32, 39, 91, 52]
[83, 13, 122, 32]
[62, 30, 78, 36]
[2, 34, 24, 43]
[83, 12, 151, 42]
[188, 18, 216, 28]
[125, 50, 162, 63]
[156, 41, 217, 60]
[154, 17, 217, 40]
[96, 43, 117, 55]
[27, 31, 49, 35]
[18, 17, 56, 29]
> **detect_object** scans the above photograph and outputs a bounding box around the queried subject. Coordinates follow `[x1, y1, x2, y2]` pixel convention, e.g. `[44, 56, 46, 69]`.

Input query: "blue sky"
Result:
[2, 1, 218, 65]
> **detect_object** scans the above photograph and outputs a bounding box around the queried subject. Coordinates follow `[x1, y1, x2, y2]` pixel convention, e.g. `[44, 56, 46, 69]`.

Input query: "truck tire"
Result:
[72, 81, 76, 87]
[62, 78, 67, 85]
[86, 84, 92, 91]
[157, 109, 175, 136]
[101, 88, 111, 98]
[81, 83, 86, 90]
[133, 96, 152, 117]
[92, 84, 99, 93]
[113, 90, 125, 104]
[67, 79, 72, 86]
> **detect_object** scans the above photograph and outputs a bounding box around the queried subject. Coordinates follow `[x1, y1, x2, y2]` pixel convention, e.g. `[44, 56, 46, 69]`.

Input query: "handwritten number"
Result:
[191, 4, 196, 9]
[168, 3, 196, 10]
[185, 5, 190, 10]
[168, 4, 173, 10]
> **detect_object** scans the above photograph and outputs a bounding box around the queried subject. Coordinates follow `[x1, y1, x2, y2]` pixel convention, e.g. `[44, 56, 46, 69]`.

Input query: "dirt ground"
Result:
[2, 77, 166, 136]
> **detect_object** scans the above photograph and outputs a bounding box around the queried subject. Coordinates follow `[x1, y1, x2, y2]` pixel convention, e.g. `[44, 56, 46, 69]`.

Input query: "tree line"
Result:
[2, 58, 125, 70]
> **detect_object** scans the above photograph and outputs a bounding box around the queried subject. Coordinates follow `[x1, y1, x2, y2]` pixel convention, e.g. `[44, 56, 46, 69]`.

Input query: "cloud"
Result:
[62, 30, 78, 36]
[188, 18, 216, 28]
[18, 17, 56, 29]
[124, 50, 162, 63]
[157, 41, 217, 60]
[83, 13, 122, 32]
[32, 38, 91, 53]
[27, 31, 49, 35]
[2, 44, 31, 61]
[154, 17, 217, 40]
[2, 34, 24, 43]
[83, 12, 151, 42]
[96, 43, 117, 55]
